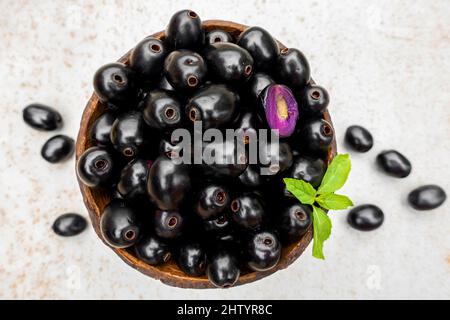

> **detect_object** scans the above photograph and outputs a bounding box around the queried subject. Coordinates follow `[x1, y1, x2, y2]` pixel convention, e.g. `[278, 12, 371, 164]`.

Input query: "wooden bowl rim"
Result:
[75, 19, 337, 289]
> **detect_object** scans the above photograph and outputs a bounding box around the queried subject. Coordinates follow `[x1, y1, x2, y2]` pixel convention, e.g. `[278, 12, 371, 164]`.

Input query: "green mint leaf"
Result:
[316, 193, 354, 210]
[311, 205, 332, 260]
[317, 154, 351, 194]
[283, 178, 316, 205]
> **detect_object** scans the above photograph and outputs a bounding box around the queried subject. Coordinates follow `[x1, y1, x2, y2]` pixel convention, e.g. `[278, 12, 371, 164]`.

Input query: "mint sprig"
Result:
[284, 154, 353, 259]
[281, 179, 316, 205]
[311, 206, 331, 259]
[316, 193, 353, 210]
[317, 153, 351, 194]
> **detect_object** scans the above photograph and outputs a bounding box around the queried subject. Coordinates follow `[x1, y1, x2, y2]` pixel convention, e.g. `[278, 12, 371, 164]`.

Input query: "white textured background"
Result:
[0, 0, 449, 299]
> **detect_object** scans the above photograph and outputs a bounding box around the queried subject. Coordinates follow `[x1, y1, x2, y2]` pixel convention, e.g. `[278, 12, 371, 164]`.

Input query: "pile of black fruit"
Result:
[76, 9, 335, 288]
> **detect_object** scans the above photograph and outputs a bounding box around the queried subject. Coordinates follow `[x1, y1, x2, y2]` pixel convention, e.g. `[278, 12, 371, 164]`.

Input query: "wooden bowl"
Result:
[75, 20, 337, 288]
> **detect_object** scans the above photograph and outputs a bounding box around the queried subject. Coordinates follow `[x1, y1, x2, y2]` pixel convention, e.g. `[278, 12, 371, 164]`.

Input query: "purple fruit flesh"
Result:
[261, 84, 299, 138]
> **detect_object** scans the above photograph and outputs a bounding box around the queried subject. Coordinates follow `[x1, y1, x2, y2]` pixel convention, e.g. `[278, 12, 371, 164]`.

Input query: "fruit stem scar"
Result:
[231, 200, 240, 212]
[168, 216, 178, 228]
[165, 107, 176, 119]
[124, 229, 136, 241]
[295, 210, 306, 221]
[150, 43, 161, 53]
[322, 124, 332, 136]
[276, 95, 289, 120]
[123, 147, 135, 157]
[215, 191, 226, 204]
[188, 107, 200, 121]
[112, 73, 124, 84]
[244, 65, 252, 76]
[187, 75, 198, 87]
[188, 11, 197, 18]
[263, 237, 273, 246]
[311, 90, 320, 100]
[94, 159, 107, 170]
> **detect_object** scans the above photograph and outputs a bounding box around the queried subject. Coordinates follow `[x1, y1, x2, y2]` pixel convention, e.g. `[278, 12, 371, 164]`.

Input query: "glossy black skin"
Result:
[408, 185, 446, 210]
[134, 234, 171, 265]
[147, 155, 191, 211]
[159, 138, 183, 159]
[247, 72, 275, 101]
[195, 183, 230, 220]
[130, 37, 167, 85]
[230, 193, 265, 230]
[246, 231, 281, 271]
[345, 125, 373, 153]
[187, 84, 239, 129]
[142, 90, 182, 131]
[238, 165, 268, 187]
[164, 50, 207, 91]
[233, 111, 261, 146]
[279, 143, 295, 172]
[52, 213, 87, 237]
[234, 111, 261, 132]
[176, 242, 207, 276]
[277, 199, 312, 244]
[203, 215, 230, 233]
[347, 204, 384, 231]
[76, 146, 115, 187]
[259, 142, 293, 175]
[89, 112, 116, 146]
[154, 210, 184, 239]
[205, 29, 233, 44]
[376, 150, 411, 178]
[214, 231, 240, 244]
[100, 199, 141, 248]
[298, 84, 330, 115]
[41, 135, 74, 163]
[237, 26, 279, 71]
[204, 42, 254, 83]
[23, 103, 62, 131]
[201, 140, 248, 178]
[300, 118, 334, 153]
[110, 111, 146, 157]
[157, 75, 175, 92]
[287, 156, 326, 188]
[207, 247, 240, 288]
[93, 62, 138, 108]
[277, 48, 310, 90]
[165, 10, 204, 50]
[117, 159, 150, 199]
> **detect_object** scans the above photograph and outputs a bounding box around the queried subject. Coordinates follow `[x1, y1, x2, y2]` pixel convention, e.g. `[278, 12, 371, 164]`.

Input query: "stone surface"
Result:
[0, 0, 449, 299]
